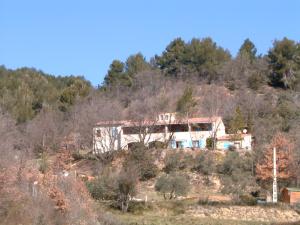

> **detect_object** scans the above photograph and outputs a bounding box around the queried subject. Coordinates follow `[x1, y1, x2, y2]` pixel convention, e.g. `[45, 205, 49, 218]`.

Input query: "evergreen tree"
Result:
[125, 53, 150, 77]
[186, 37, 231, 81]
[103, 60, 129, 87]
[0, 66, 91, 122]
[155, 38, 187, 77]
[268, 38, 300, 89]
[176, 86, 197, 117]
[238, 38, 257, 62]
[229, 106, 246, 134]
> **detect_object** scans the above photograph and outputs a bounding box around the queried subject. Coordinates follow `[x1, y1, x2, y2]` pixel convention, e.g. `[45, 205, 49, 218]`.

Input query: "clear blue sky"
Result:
[1, 0, 299, 86]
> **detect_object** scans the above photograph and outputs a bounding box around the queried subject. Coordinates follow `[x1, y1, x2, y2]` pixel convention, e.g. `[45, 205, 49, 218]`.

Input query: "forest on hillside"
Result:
[1, 37, 300, 225]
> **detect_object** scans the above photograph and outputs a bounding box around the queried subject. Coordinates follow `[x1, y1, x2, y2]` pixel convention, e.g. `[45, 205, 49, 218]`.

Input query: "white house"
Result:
[93, 113, 252, 153]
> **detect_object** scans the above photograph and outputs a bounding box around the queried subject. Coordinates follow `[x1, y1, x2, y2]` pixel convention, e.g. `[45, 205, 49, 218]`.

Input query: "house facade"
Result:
[93, 113, 252, 154]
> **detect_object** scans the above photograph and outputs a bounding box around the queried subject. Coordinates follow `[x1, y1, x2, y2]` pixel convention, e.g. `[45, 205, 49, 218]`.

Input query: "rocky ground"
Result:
[187, 205, 300, 223]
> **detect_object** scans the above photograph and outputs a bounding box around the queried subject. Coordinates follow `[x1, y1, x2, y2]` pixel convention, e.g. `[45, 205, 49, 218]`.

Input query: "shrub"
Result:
[181, 154, 194, 170]
[192, 152, 215, 176]
[127, 201, 153, 214]
[164, 151, 193, 173]
[86, 173, 118, 200]
[248, 72, 265, 90]
[87, 165, 139, 213]
[164, 152, 181, 173]
[117, 164, 139, 212]
[125, 144, 158, 181]
[228, 145, 237, 151]
[72, 151, 85, 161]
[218, 151, 256, 198]
[171, 200, 186, 215]
[239, 194, 257, 206]
[149, 141, 165, 149]
[206, 138, 214, 150]
[197, 196, 209, 205]
[155, 172, 190, 200]
[38, 152, 49, 174]
[139, 161, 158, 181]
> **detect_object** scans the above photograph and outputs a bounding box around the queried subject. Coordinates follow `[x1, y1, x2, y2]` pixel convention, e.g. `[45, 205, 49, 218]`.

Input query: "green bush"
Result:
[192, 152, 215, 176]
[149, 141, 165, 149]
[171, 200, 186, 215]
[164, 151, 193, 173]
[155, 172, 190, 200]
[164, 152, 181, 173]
[197, 199, 221, 206]
[197, 196, 209, 205]
[248, 72, 265, 90]
[239, 194, 257, 206]
[125, 144, 158, 181]
[38, 152, 49, 174]
[218, 151, 256, 199]
[127, 201, 153, 214]
[228, 145, 237, 151]
[72, 151, 85, 161]
[86, 172, 118, 200]
[206, 138, 214, 150]
[139, 161, 158, 181]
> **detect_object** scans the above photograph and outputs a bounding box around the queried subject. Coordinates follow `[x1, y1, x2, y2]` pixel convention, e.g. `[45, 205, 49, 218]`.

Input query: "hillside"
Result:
[1, 37, 300, 225]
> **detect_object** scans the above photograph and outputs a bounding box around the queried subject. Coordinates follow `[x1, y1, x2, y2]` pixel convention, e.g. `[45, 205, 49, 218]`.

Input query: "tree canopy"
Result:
[268, 38, 300, 89]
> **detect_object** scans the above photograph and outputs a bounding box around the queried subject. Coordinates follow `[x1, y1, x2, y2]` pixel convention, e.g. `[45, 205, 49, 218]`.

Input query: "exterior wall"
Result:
[290, 192, 300, 205]
[120, 130, 212, 149]
[216, 135, 252, 150]
[242, 135, 252, 150]
[93, 126, 122, 153]
[93, 117, 252, 153]
[121, 132, 166, 148]
[214, 119, 226, 137]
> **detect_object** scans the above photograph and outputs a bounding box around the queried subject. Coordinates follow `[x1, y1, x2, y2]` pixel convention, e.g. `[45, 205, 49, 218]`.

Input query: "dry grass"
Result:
[99, 199, 271, 225]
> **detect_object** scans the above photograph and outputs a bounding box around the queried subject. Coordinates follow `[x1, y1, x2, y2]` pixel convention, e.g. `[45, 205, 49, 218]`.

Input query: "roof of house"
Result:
[95, 116, 222, 127]
[217, 134, 250, 141]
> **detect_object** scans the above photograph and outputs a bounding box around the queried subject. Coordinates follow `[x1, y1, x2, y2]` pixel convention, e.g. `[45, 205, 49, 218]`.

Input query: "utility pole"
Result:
[273, 147, 278, 203]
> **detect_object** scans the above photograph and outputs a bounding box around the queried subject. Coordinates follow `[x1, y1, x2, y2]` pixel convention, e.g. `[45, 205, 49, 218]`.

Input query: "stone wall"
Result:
[187, 205, 300, 223]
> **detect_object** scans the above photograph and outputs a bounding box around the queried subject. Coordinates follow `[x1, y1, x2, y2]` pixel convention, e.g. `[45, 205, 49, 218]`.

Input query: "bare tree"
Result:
[199, 85, 233, 149]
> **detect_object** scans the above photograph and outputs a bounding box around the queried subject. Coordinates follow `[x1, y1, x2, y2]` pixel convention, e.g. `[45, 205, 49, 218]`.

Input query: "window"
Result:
[123, 126, 146, 135]
[192, 141, 200, 148]
[191, 123, 212, 131]
[169, 140, 176, 149]
[96, 129, 101, 137]
[160, 115, 164, 121]
[123, 127, 137, 135]
[148, 125, 165, 133]
[165, 115, 169, 120]
[176, 141, 184, 148]
[111, 127, 118, 138]
[168, 124, 189, 132]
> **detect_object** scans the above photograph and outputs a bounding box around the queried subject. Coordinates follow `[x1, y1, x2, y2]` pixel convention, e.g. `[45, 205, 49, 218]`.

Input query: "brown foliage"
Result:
[256, 133, 295, 181]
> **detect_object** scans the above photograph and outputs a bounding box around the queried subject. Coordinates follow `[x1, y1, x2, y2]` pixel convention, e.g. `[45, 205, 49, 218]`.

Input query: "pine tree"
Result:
[125, 53, 150, 77]
[176, 86, 197, 117]
[103, 60, 129, 87]
[229, 106, 245, 134]
[238, 38, 257, 62]
[268, 38, 300, 89]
